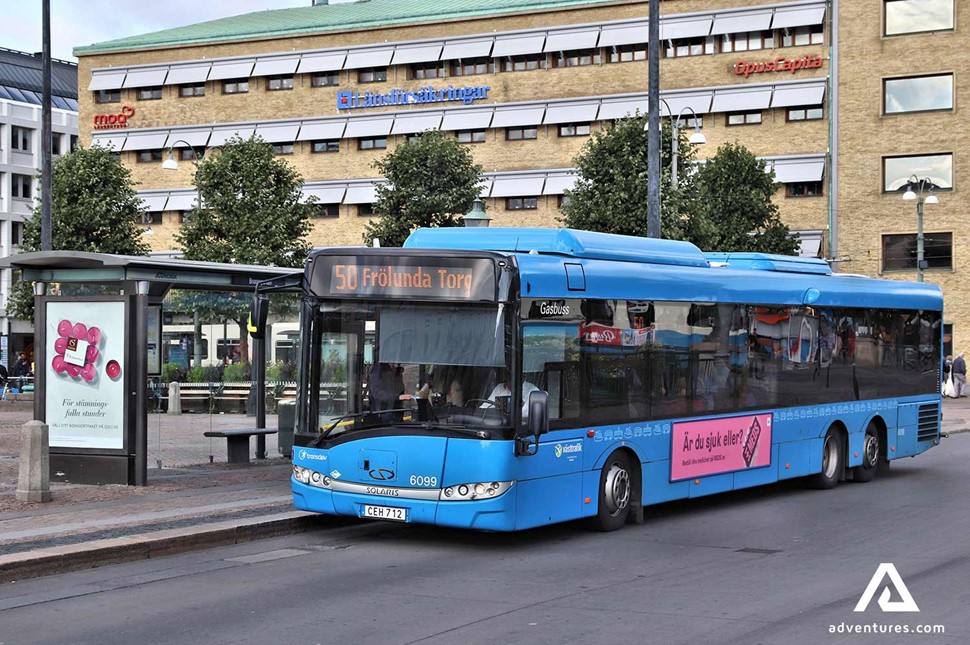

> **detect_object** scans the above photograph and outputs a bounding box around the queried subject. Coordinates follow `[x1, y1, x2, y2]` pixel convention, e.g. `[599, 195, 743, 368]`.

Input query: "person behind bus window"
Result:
[368, 362, 405, 412]
[484, 369, 539, 419]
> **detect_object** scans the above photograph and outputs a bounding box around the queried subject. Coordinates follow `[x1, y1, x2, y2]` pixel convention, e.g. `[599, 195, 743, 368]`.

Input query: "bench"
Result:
[177, 381, 299, 414]
[203, 428, 278, 464]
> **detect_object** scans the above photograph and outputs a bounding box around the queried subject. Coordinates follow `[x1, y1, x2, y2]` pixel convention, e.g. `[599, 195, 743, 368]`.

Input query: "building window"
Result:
[12, 221, 24, 245]
[179, 148, 198, 161]
[70, 135, 79, 151]
[51, 135, 61, 156]
[885, 0, 953, 36]
[358, 137, 388, 150]
[357, 204, 374, 217]
[727, 111, 762, 126]
[558, 194, 571, 209]
[506, 127, 538, 141]
[456, 130, 486, 144]
[222, 79, 249, 94]
[271, 142, 294, 155]
[551, 48, 602, 68]
[608, 43, 647, 63]
[145, 211, 163, 225]
[781, 24, 824, 47]
[410, 61, 446, 79]
[506, 197, 538, 210]
[179, 83, 205, 97]
[136, 150, 163, 163]
[178, 211, 189, 224]
[681, 116, 703, 129]
[883, 153, 952, 192]
[10, 125, 32, 152]
[95, 89, 121, 103]
[558, 123, 591, 137]
[311, 140, 340, 153]
[787, 106, 824, 121]
[451, 57, 494, 76]
[664, 37, 714, 58]
[720, 30, 774, 52]
[136, 87, 162, 101]
[358, 68, 387, 83]
[501, 54, 547, 72]
[310, 72, 340, 87]
[882, 232, 952, 272]
[786, 181, 824, 197]
[11, 174, 32, 199]
[266, 76, 294, 91]
[313, 204, 340, 218]
[884, 74, 953, 114]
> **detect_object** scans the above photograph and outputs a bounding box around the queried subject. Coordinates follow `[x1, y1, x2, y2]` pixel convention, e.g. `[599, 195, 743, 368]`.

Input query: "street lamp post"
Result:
[462, 198, 491, 227]
[655, 100, 707, 223]
[901, 175, 940, 283]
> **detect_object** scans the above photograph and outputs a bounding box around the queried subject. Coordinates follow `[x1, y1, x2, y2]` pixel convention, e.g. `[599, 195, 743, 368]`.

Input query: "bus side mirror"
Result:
[248, 294, 269, 339]
[528, 390, 548, 438]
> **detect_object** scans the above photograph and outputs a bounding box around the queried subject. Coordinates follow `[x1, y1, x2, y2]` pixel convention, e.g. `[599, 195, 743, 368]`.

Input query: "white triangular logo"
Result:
[854, 563, 920, 613]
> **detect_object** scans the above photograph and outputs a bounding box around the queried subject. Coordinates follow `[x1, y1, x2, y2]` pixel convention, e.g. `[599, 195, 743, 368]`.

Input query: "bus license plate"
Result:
[363, 504, 407, 522]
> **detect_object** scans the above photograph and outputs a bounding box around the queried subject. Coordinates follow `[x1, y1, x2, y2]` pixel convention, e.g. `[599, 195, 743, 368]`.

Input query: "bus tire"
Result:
[591, 451, 632, 531]
[853, 423, 881, 483]
[808, 427, 843, 490]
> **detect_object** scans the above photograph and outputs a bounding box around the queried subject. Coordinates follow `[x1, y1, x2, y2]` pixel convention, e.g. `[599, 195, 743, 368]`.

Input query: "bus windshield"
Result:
[312, 300, 512, 436]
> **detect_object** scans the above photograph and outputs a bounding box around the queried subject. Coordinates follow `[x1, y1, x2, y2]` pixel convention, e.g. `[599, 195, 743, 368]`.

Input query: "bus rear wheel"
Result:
[591, 451, 632, 531]
[853, 423, 881, 483]
[808, 428, 843, 490]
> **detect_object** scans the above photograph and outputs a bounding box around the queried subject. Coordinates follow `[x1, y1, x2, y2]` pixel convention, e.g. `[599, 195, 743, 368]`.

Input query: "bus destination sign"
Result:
[312, 256, 497, 301]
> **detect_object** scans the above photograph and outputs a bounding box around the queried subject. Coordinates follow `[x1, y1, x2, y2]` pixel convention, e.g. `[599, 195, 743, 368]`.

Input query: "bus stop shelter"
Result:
[0, 251, 301, 486]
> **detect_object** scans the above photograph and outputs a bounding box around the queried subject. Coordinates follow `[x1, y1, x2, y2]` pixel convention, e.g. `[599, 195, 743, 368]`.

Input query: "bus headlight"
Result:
[293, 466, 331, 489]
[439, 481, 513, 501]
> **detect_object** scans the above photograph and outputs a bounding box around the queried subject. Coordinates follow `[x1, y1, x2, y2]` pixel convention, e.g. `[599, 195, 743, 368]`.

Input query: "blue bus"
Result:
[283, 228, 943, 531]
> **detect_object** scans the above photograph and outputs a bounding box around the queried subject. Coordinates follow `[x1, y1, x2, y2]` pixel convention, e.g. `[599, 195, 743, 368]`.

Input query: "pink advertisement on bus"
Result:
[671, 413, 772, 481]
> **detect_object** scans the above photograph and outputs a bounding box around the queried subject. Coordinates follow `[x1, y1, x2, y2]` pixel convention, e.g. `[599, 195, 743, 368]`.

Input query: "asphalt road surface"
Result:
[2, 435, 968, 645]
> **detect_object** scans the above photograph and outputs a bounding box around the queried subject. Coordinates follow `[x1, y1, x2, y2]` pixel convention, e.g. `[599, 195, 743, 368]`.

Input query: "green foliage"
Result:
[175, 135, 312, 268]
[362, 130, 484, 247]
[265, 361, 282, 382]
[9, 146, 149, 320]
[187, 365, 222, 383]
[693, 143, 798, 255]
[222, 362, 249, 382]
[161, 363, 186, 384]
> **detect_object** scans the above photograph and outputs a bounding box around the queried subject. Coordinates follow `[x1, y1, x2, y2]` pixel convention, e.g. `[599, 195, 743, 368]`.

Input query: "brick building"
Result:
[73, 0, 963, 351]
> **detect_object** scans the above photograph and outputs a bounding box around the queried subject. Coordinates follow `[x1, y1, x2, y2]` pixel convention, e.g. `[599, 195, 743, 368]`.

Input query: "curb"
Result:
[0, 511, 321, 584]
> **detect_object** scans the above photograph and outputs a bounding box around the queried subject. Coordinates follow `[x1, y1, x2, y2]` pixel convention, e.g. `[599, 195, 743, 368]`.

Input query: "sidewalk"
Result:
[1, 397, 969, 583]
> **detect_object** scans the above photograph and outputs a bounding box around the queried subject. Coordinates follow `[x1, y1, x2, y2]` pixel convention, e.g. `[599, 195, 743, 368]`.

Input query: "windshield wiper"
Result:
[389, 422, 490, 440]
[310, 410, 399, 446]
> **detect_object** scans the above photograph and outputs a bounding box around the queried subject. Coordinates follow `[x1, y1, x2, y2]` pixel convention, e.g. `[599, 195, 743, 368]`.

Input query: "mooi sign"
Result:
[93, 105, 135, 130]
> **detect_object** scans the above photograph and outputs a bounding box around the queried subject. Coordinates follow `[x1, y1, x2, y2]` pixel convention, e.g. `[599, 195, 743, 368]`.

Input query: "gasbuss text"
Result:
[331, 264, 475, 297]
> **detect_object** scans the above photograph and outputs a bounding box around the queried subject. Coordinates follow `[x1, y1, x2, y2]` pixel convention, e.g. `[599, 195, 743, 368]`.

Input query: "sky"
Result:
[3, 1, 317, 61]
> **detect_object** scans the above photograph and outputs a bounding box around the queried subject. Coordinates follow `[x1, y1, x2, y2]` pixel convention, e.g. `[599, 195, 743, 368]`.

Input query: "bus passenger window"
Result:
[522, 323, 580, 421]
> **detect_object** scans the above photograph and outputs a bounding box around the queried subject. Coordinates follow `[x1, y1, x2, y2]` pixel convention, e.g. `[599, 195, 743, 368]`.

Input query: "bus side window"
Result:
[522, 324, 580, 422]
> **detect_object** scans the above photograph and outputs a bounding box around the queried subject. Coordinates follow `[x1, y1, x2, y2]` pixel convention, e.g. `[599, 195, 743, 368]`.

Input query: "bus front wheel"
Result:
[808, 428, 843, 490]
[591, 451, 632, 531]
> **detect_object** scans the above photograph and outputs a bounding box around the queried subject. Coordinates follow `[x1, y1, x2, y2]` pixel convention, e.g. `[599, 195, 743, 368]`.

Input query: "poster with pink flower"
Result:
[46, 301, 126, 450]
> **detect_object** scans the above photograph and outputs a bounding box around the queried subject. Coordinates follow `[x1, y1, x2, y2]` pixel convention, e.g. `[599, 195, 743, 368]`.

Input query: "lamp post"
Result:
[161, 139, 203, 171]
[901, 175, 940, 283]
[655, 99, 707, 223]
[462, 198, 491, 227]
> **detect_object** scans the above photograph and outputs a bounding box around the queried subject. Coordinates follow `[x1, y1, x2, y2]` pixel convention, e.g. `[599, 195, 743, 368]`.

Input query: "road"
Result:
[2, 435, 968, 645]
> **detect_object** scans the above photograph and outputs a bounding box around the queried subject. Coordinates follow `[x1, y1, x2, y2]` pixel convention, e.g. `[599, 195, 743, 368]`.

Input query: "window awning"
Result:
[770, 158, 825, 183]
[165, 64, 211, 86]
[660, 17, 713, 41]
[165, 130, 211, 148]
[544, 28, 600, 52]
[344, 48, 393, 69]
[441, 109, 493, 131]
[711, 88, 773, 112]
[344, 117, 394, 139]
[252, 57, 300, 77]
[297, 52, 347, 74]
[492, 34, 546, 57]
[441, 38, 494, 60]
[303, 185, 347, 203]
[771, 82, 826, 108]
[490, 176, 545, 197]
[391, 43, 443, 66]
[598, 22, 646, 47]
[88, 70, 127, 91]
[122, 132, 169, 151]
[208, 127, 256, 146]
[122, 68, 168, 88]
[344, 183, 379, 204]
[660, 92, 713, 117]
[542, 173, 578, 195]
[297, 121, 347, 141]
[90, 135, 126, 151]
[390, 112, 443, 135]
[165, 194, 198, 211]
[598, 97, 649, 120]
[477, 178, 493, 197]
[544, 101, 600, 124]
[793, 230, 824, 258]
[491, 106, 545, 128]
[772, 5, 827, 30]
[208, 60, 255, 81]
[710, 11, 773, 36]
[140, 195, 168, 211]
[255, 124, 300, 143]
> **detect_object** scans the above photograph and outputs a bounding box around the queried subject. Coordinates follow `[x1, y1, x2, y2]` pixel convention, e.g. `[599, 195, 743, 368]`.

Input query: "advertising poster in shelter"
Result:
[46, 300, 127, 450]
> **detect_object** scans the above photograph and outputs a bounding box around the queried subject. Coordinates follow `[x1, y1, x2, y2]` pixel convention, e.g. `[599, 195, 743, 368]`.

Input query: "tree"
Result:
[175, 134, 313, 362]
[693, 142, 798, 255]
[8, 145, 150, 320]
[560, 114, 709, 244]
[362, 130, 484, 247]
